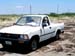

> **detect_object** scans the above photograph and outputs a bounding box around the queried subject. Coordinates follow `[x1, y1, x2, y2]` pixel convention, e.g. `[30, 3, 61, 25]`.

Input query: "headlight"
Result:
[20, 35, 24, 39]
[20, 34, 29, 40]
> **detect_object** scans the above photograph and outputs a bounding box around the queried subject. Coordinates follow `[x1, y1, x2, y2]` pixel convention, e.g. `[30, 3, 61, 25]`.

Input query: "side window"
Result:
[42, 17, 50, 27]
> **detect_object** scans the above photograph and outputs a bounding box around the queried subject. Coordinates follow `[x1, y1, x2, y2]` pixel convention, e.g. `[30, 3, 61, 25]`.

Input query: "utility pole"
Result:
[57, 4, 59, 20]
[67, 8, 71, 13]
[30, 4, 32, 14]
[57, 4, 59, 14]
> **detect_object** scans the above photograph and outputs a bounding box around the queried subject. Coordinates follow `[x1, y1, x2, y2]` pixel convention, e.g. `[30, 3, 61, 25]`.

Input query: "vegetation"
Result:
[0, 13, 75, 21]
[48, 12, 75, 17]
[0, 14, 20, 21]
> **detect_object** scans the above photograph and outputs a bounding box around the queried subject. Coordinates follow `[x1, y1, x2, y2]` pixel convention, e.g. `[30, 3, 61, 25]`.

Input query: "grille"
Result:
[0, 33, 20, 39]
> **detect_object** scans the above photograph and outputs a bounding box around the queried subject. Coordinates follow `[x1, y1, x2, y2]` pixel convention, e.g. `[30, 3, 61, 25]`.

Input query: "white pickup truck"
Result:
[0, 15, 64, 50]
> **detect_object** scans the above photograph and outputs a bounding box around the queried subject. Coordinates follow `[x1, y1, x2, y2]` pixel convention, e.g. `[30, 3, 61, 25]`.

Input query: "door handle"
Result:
[49, 27, 51, 29]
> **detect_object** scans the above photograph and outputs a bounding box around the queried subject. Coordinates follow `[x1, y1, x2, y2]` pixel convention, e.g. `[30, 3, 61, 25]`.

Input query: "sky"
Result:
[0, 0, 75, 14]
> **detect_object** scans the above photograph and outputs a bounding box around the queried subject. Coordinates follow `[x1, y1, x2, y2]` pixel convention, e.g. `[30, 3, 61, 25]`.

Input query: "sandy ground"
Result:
[0, 17, 75, 56]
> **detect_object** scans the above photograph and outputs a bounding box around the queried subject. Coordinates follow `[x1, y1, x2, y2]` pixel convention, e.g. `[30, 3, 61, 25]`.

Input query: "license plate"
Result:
[5, 41, 12, 45]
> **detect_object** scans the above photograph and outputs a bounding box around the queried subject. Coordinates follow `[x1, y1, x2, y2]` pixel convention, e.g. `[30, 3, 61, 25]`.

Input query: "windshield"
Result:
[16, 16, 41, 26]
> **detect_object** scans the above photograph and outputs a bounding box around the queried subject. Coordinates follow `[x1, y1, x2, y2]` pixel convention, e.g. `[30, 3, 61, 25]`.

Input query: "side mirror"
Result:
[42, 23, 47, 28]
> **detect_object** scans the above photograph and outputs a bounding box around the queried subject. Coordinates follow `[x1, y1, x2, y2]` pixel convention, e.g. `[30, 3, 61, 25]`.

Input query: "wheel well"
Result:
[31, 35, 40, 42]
[57, 29, 61, 34]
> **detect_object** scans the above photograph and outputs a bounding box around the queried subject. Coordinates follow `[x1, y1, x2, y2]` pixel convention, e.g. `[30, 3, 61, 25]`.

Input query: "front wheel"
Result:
[30, 39, 38, 51]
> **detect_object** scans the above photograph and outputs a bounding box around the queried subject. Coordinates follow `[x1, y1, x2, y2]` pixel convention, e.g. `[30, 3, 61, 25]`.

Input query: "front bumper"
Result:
[0, 37, 30, 48]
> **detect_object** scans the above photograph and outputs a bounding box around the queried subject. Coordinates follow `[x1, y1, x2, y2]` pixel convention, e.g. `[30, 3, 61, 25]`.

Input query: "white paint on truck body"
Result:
[0, 15, 64, 42]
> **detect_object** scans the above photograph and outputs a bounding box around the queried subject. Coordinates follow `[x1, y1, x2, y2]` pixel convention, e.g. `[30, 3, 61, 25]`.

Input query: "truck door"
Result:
[41, 17, 54, 40]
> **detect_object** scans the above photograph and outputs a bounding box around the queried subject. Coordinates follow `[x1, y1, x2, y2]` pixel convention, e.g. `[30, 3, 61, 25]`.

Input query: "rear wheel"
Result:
[55, 31, 60, 40]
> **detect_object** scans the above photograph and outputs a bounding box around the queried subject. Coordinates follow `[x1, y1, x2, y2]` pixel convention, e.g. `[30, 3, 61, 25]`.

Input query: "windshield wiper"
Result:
[15, 24, 24, 26]
[15, 23, 37, 27]
[24, 24, 37, 27]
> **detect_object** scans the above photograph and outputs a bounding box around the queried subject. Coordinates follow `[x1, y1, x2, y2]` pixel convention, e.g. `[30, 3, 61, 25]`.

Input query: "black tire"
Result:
[55, 32, 60, 40]
[30, 39, 38, 51]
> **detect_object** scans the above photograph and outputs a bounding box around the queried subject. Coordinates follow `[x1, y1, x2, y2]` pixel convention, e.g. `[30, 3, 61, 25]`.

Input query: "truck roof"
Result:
[23, 15, 48, 18]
